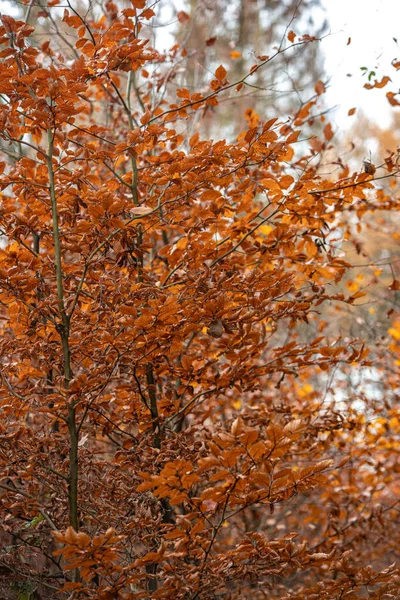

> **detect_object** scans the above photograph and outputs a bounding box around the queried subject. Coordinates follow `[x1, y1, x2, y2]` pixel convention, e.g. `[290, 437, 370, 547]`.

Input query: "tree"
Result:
[0, 2, 400, 599]
[174, 0, 327, 133]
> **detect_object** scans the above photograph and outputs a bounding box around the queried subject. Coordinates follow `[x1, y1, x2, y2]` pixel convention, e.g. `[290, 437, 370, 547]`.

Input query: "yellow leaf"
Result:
[175, 237, 188, 250]
[298, 383, 314, 397]
[346, 280, 359, 293]
[388, 326, 400, 341]
[259, 224, 273, 235]
[8, 241, 19, 253]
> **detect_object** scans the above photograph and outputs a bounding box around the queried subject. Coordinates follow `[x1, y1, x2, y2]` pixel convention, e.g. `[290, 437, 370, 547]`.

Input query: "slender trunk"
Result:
[47, 130, 78, 534]
[67, 405, 79, 531]
[146, 363, 160, 449]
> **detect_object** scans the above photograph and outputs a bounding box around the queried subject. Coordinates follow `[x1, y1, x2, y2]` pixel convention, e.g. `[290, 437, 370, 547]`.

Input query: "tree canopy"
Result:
[1, 2, 400, 599]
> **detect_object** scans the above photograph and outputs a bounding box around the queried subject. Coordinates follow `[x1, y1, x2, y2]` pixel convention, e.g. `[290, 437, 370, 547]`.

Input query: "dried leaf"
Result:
[314, 80, 326, 95]
[215, 65, 227, 81]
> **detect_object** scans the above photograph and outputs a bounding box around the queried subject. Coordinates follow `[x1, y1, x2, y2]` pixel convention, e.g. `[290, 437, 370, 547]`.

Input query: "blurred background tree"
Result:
[173, 0, 327, 133]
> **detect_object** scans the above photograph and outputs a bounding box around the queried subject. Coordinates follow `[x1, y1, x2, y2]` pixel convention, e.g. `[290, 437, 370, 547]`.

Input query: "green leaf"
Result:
[23, 514, 44, 529]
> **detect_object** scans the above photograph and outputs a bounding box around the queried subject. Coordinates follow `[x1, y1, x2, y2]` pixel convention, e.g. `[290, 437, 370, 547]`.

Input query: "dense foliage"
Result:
[1, 2, 400, 599]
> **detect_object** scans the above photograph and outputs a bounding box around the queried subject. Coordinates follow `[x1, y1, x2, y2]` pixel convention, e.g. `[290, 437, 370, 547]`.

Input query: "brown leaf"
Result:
[389, 279, 400, 291]
[283, 419, 303, 434]
[129, 206, 153, 215]
[177, 10, 190, 24]
[231, 417, 244, 436]
[207, 319, 224, 338]
[323, 122, 334, 142]
[314, 80, 326, 95]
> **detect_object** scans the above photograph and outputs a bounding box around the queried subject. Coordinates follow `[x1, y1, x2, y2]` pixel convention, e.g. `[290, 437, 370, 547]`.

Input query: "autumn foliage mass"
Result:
[1, 1, 400, 598]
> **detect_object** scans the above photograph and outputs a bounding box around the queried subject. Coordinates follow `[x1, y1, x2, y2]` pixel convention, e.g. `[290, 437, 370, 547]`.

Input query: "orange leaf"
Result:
[141, 8, 155, 19]
[189, 132, 200, 148]
[286, 130, 300, 143]
[245, 127, 258, 144]
[374, 75, 391, 88]
[260, 178, 281, 191]
[65, 526, 79, 544]
[288, 30, 296, 43]
[215, 65, 227, 81]
[140, 111, 151, 125]
[364, 75, 391, 90]
[313, 459, 334, 472]
[387, 91, 400, 106]
[76, 532, 91, 548]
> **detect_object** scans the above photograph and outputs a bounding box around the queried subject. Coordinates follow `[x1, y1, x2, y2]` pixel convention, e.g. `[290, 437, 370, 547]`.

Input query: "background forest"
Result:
[1, 1, 400, 599]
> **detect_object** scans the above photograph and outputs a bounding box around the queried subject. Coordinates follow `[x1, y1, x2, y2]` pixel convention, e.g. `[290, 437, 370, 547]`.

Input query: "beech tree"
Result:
[1, 2, 400, 599]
